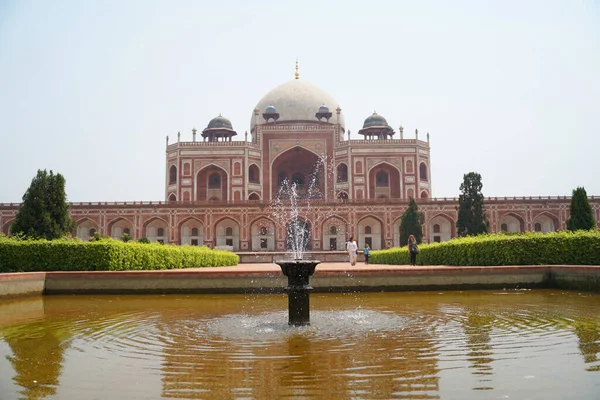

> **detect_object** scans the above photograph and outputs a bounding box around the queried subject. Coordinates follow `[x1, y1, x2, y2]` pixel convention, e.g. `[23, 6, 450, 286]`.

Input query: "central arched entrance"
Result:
[272, 147, 324, 200]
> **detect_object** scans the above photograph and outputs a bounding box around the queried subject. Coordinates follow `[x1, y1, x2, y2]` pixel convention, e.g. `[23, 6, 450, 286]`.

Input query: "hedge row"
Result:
[369, 230, 600, 266]
[0, 236, 239, 273]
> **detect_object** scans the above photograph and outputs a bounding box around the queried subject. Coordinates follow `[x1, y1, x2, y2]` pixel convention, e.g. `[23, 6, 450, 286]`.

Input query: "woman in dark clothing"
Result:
[408, 234, 419, 266]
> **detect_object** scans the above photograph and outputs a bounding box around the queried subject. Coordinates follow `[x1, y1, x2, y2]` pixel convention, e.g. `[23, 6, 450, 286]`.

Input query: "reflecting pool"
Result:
[0, 290, 599, 399]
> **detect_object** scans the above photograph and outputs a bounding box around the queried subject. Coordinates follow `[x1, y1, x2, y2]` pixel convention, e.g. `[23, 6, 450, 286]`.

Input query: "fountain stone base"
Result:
[276, 259, 320, 326]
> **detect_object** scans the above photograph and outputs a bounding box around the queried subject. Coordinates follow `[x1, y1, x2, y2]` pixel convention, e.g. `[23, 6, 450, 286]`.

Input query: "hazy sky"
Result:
[1, 0, 599, 203]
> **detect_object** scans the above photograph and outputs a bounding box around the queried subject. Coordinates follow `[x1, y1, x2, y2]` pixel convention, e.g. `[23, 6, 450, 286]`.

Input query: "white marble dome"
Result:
[252, 79, 345, 130]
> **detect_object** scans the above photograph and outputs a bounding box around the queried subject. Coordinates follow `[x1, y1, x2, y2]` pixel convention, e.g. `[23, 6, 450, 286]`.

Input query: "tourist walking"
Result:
[408, 234, 419, 266]
[363, 243, 370, 264]
[346, 236, 358, 266]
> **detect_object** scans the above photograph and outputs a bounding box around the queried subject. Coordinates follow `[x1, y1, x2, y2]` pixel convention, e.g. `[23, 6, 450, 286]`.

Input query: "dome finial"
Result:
[295, 59, 299, 80]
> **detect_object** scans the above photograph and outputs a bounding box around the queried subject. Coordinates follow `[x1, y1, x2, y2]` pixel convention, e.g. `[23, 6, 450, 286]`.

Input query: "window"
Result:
[433, 224, 440, 233]
[157, 227, 164, 237]
[225, 238, 233, 246]
[191, 239, 198, 246]
[260, 238, 268, 249]
[500, 223, 508, 232]
[329, 226, 337, 235]
[337, 191, 348, 200]
[365, 225, 372, 234]
[329, 238, 337, 250]
[292, 172, 305, 186]
[356, 161, 363, 174]
[168, 194, 176, 202]
[225, 227, 233, 236]
[278, 172, 287, 185]
[260, 227, 268, 236]
[191, 227, 199, 236]
[419, 163, 428, 181]
[157, 239, 164, 245]
[249, 193, 260, 200]
[433, 236, 441, 243]
[209, 173, 221, 189]
[337, 164, 348, 182]
[534, 223, 542, 232]
[249, 165, 260, 184]
[365, 237, 372, 248]
[123, 228, 130, 235]
[89, 228, 96, 237]
[169, 165, 177, 184]
[420, 191, 428, 199]
[376, 171, 388, 187]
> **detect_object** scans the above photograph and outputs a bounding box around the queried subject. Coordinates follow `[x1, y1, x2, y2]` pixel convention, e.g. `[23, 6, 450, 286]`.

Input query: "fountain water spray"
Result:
[271, 155, 337, 325]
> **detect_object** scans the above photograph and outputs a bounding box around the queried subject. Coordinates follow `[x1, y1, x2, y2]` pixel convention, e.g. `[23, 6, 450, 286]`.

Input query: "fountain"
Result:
[270, 157, 333, 326]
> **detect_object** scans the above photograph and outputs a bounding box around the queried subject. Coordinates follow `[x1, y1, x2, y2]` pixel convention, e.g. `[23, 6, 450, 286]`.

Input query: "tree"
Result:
[399, 198, 424, 246]
[11, 169, 75, 239]
[566, 187, 596, 231]
[456, 172, 488, 236]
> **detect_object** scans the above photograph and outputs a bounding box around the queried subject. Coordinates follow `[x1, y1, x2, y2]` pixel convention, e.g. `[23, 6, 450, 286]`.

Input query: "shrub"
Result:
[369, 230, 600, 266]
[0, 236, 238, 273]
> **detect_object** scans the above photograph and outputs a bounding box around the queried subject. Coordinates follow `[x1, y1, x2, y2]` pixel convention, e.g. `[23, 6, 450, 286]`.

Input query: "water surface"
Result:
[0, 290, 599, 399]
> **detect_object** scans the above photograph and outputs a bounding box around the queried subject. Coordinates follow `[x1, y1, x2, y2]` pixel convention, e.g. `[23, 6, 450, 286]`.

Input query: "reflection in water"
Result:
[0, 290, 599, 399]
[575, 324, 600, 371]
[463, 309, 495, 389]
[3, 322, 71, 399]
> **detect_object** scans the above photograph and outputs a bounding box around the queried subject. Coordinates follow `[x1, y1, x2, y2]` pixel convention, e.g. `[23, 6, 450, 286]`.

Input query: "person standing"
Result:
[363, 243, 370, 264]
[346, 235, 358, 266]
[408, 234, 419, 266]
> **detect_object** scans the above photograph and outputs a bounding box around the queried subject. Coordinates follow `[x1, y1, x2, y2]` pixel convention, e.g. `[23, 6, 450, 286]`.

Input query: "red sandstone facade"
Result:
[1, 75, 599, 250]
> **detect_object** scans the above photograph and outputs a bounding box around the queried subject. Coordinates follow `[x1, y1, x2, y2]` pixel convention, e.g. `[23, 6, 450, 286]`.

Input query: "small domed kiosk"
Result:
[202, 114, 237, 142]
[358, 112, 395, 140]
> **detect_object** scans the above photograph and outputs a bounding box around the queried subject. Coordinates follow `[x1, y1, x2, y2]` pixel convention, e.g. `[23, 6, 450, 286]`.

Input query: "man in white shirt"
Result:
[346, 235, 358, 266]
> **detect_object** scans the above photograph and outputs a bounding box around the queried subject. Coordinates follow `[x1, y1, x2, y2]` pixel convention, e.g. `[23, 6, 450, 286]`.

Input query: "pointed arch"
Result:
[107, 217, 135, 240]
[367, 161, 401, 199]
[336, 163, 348, 183]
[248, 163, 260, 184]
[248, 192, 261, 201]
[214, 217, 240, 251]
[179, 216, 204, 246]
[357, 215, 384, 250]
[249, 216, 276, 251]
[532, 211, 559, 233]
[419, 162, 428, 181]
[75, 217, 100, 240]
[497, 212, 525, 233]
[426, 213, 455, 243]
[337, 191, 349, 200]
[143, 216, 169, 243]
[270, 146, 324, 200]
[322, 216, 348, 251]
[169, 165, 177, 184]
[196, 164, 229, 202]
[2, 219, 15, 236]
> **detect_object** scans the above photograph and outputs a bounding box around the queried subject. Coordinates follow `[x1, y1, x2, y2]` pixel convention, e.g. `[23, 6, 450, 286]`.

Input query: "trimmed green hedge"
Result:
[370, 230, 600, 266]
[0, 236, 239, 272]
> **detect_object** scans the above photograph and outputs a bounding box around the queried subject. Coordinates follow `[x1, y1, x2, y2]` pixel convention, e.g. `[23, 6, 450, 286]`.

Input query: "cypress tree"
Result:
[11, 169, 75, 239]
[566, 187, 596, 231]
[399, 198, 424, 246]
[456, 172, 488, 236]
